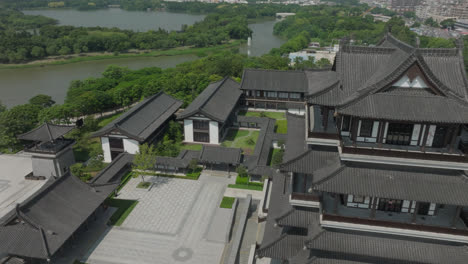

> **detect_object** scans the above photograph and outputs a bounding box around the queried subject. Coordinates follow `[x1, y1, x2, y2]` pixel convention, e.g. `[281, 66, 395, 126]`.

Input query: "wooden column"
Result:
[412, 202, 419, 223]
[333, 194, 339, 215]
[451, 206, 462, 227]
[323, 107, 329, 131]
[351, 119, 359, 145]
[420, 125, 430, 152]
[449, 125, 461, 153]
[377, 122, 385, 146]
[370, 197, 378, 219]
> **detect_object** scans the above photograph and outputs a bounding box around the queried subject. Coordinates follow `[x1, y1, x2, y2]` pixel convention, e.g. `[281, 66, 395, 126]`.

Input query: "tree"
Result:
[424, 17, 439, 28]
[0, 101, 6, 113]
[403, 11, 416, 19]
[102, 65, 130, 80]
[236, 165, 249, 178]
[188, 158, 199, 172]
[0, 104, 42, 147]
[133, 143, 157, 182]
[411, 22, 421, 28]
[30, 46, 45, 58]
[440, 19, 455, 30]
[29, 94, 55, 108]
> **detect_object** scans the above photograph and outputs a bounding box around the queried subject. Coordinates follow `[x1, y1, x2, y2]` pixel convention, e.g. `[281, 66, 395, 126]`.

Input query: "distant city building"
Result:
[391, 0, 422, 12]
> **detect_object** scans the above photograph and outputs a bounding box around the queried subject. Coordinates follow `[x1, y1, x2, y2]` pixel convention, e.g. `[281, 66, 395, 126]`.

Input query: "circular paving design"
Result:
[172, 247, 194, 261]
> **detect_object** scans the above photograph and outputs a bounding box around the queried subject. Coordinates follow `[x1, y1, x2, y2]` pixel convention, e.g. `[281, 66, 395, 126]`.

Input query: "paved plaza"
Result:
[84, 173, 233, 264]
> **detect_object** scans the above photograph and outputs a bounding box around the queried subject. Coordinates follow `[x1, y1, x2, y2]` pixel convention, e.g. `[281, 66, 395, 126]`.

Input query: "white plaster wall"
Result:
[123, 138, 140, 154]
[426, 125, 436, 147]
[209, 121, 219, 144]
[101, 137, 112, 163]
[411, 124, 421, 146]
[184, 119, 194, 142]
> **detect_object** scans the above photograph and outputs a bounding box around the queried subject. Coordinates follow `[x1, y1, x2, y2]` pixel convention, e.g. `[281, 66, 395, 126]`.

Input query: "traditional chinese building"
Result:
[178, 77, 241, 145]
[256, 34, 468, 263]
[93, 92, 182, 162]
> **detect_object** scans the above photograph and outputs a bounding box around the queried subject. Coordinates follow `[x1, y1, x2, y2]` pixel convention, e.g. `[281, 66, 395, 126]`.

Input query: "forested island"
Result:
[1, 1, 467, 166]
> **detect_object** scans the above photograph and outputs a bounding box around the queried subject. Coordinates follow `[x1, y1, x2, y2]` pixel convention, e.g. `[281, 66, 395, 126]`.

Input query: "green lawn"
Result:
[137, 181, 151, 189]
[107, 199, 139, 226]
[97, 112, 124, 128]
[221, 129, 259, 155]
[238, 110, 286, 120]
[268, 148, 285, 166]
[275, 120, 288, 134]
[220, 196, 236, 209]
[228, 184, 263, 191]
[180, 143, 203, 151]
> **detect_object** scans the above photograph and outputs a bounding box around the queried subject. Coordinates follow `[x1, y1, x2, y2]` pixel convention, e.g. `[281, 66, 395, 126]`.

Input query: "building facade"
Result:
[93, 92, 182, 162]
[256, 34, 468, 263]
[178, 77, 241, 145]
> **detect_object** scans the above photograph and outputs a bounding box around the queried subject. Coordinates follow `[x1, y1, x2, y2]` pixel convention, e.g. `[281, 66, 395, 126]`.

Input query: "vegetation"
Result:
[133, 144, 158, 182]
[275, 120, 288, 134]
[221, 129, 259, 155]
[134, 168, 202, 180]
[269, 147, 284, 166]
[107, 199, 139, 226]
[424, 17, 439, 28]
[227, 183, 263, 191]
[137, 181, 151, 189]
[180, 144, 203, 151]
[238, 110, 285, 119]
[220, 196, 236, 209]
[0, 9, 251, 63]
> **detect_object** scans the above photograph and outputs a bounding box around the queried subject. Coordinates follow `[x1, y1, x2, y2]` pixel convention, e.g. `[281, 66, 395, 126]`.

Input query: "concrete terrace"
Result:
[83, 173, 235, 264]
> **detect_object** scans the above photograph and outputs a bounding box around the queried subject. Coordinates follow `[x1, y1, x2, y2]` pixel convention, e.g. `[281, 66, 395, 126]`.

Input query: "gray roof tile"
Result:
[199, 145, 241, 165]
[314, 161, 468, 206]
[17, 123, 74, 142]
[93, 92, 182, 141]
[178, 78, 241, 123]
[241, 69, 308, 93]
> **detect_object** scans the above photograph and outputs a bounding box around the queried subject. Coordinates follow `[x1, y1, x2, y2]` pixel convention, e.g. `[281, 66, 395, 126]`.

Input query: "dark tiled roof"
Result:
[275, 207, 319, 228]
[89, 153, 134, 192]
[306, 228, 468, 264]
[0, 173, 108, 259]
[257, 233, 307, 260]
[154, 150, 200, 168]
[236, 115, 277, 175]
[93, 92, 182, 142]
[313, 161, 468, 206]
[17, 123, 74, 142]
[199, 145, 241, 165]
[337, 92, 468, 123]
[177, 78, 241, 123]
[283, 113, 307, 162]
[305, 70, 339, 95]
[314, 33, 468, 115]
[241, 69, 308, 93]
[280, 147, 340, 175]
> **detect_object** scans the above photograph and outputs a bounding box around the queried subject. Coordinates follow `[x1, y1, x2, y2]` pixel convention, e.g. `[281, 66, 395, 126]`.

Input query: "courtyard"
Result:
[83, 172, 235, 264]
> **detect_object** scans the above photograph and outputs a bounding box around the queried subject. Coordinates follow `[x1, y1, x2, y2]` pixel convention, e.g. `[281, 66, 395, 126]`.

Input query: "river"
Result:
[2, 9, 285, 107]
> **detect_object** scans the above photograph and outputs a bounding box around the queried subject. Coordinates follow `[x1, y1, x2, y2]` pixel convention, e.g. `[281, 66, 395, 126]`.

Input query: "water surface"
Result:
[2, 10, 286, 107]
[23, 8, 205, 32]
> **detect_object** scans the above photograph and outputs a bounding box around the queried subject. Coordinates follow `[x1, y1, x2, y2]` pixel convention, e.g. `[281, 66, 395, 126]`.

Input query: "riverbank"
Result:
[0, 41, 244, 70]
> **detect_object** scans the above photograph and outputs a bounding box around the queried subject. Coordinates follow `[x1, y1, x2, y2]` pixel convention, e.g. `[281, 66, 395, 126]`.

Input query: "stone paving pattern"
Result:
[84, 173, 232, 264]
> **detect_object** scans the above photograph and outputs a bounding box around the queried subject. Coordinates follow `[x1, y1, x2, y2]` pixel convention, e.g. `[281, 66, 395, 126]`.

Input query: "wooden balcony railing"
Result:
[322, 213, 468, 237]
[308, 131, 340, 140]
[291, 192, 320, 202]
[342, 146, 468, 163]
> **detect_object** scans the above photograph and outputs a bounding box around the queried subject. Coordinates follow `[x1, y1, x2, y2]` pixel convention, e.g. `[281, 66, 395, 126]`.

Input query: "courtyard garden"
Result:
[221, 128, 259, 155]
[237, 110, 288, 134]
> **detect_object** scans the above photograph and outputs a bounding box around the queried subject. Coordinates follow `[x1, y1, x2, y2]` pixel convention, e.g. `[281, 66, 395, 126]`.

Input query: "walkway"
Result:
[83, 173, 234, 264]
